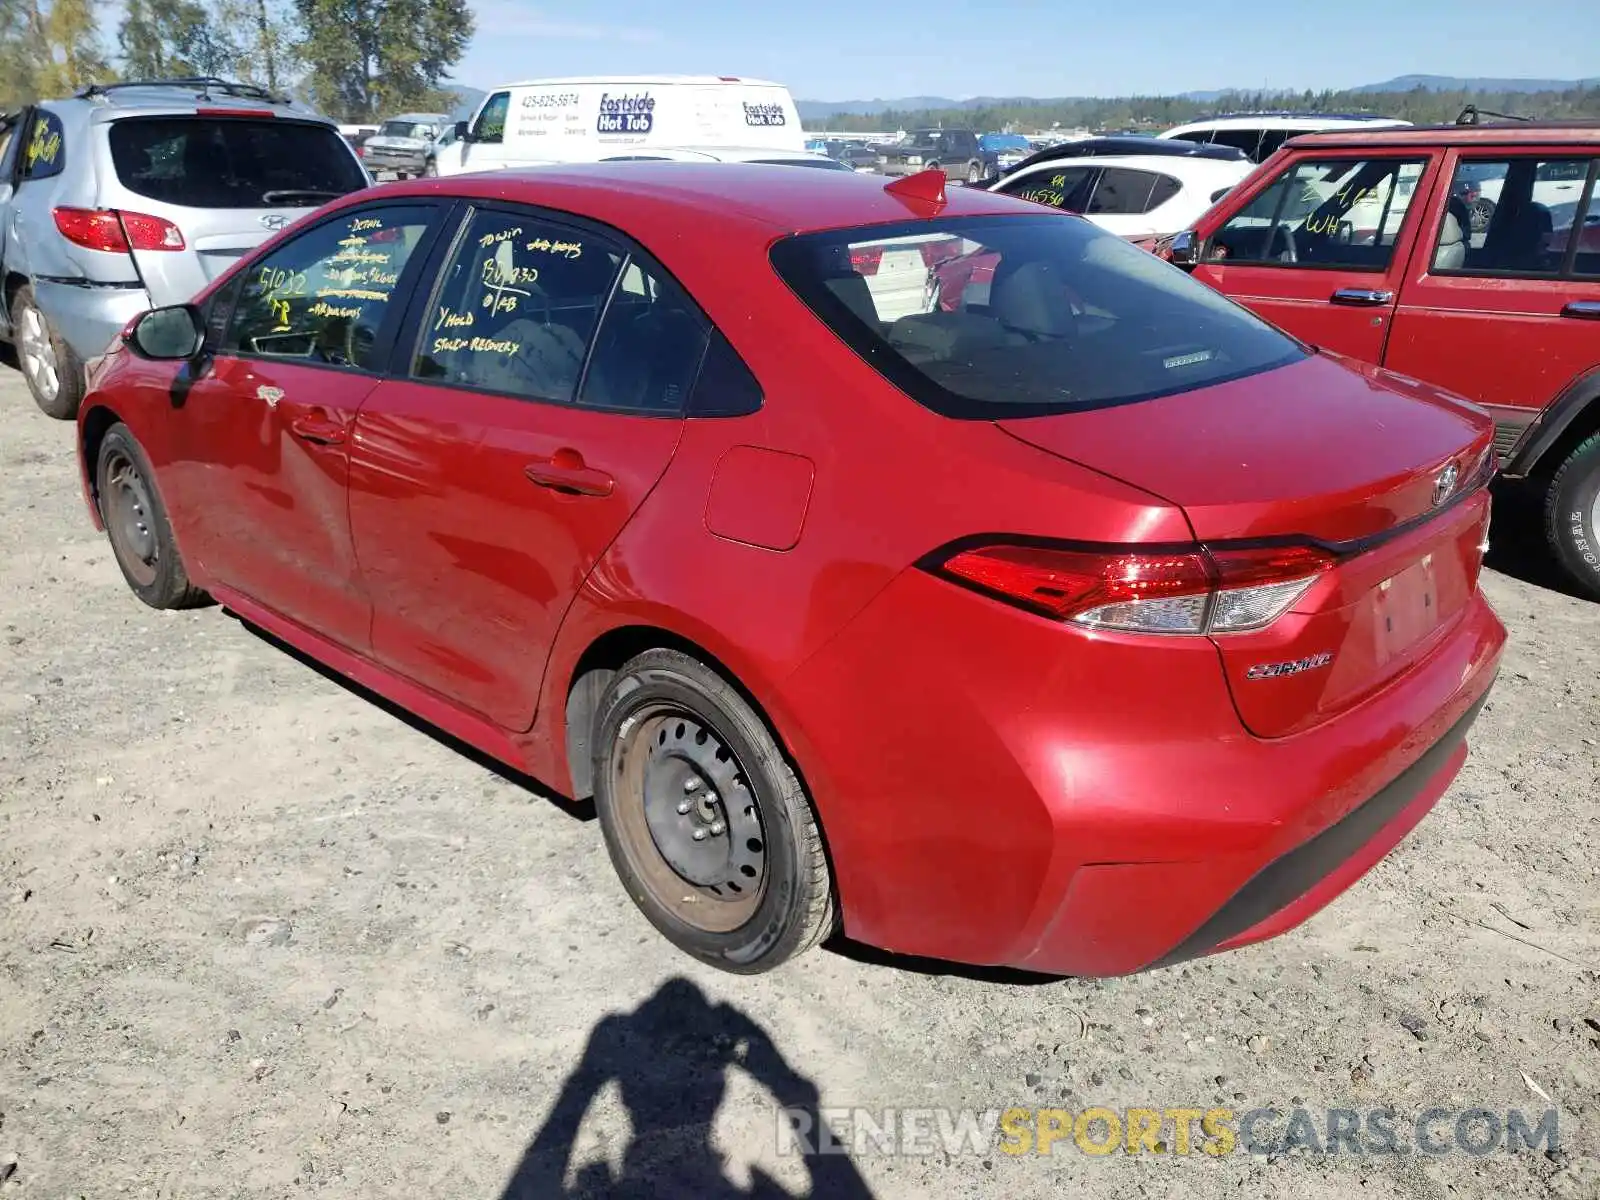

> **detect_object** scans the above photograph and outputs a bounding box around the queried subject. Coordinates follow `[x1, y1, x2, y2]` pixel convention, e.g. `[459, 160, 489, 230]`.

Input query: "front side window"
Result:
[1435, 156, 1596, 276]
[472, 92, 510, 144]
[379, 121, 435, 140]
[413, 209, 624, 402]
[1207, 156, 1428, 270]
[999, 166, 1094, 211]
[109, 118, 367, 208]
[21, 109, 65, 181]
[223, 205, 435, 366]
[1573, 174, 1600, 278]
[771, 213, 1304, 418]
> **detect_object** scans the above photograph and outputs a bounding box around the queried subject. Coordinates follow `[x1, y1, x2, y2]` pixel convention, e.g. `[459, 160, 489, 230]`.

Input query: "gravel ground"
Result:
[1, 366, 1597, 1199]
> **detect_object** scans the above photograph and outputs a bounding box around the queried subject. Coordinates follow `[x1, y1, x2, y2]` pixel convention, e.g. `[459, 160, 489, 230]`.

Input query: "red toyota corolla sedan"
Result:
[75, 163, 1505, 976]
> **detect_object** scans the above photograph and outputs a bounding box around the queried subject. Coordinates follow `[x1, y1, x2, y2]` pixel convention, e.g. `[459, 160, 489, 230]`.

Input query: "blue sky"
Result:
[456, 0, 1598, 100]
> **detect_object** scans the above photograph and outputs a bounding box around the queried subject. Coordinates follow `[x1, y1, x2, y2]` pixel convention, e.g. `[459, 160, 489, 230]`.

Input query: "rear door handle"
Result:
[1561, 301, 1600, 320]
[1330, 288, 1394, 306]
[524, 448, 614, 497]
[288, 412, 347, 446]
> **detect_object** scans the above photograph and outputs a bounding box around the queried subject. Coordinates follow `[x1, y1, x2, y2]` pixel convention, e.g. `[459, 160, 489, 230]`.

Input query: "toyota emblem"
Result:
[260, 213, 290, 231]
[1432, 462, 1459, 507]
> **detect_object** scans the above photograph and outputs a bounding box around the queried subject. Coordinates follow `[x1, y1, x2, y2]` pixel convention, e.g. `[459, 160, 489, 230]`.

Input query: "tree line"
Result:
[812, 85, 1600, 134]
[0, 0, 472, 122]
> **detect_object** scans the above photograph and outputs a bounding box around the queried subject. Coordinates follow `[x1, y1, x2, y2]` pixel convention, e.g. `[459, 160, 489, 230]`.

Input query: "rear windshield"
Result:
[109, 117, 368, 209]
[753, 157, 852, 170]
[770, 214, 1304, 418]
[379, 121, 434, 138]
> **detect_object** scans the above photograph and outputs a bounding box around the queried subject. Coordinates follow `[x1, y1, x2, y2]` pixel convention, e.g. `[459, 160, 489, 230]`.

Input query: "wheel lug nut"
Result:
[676, 801, 692, 815]
[691, 829, 708, 841]
[709, 822, 725, 836]
[684, 778, 702, 792]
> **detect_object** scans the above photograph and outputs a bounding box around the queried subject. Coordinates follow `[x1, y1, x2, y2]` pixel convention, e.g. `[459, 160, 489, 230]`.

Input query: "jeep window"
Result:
[471, 92, 510, 144]
[1433, 156, 1598, 277]
[108, 118, 367, 208]
[1206, 156, 1428, 271]
[379, 121, 435, 139]
[772, 213, 1304, 419]
[21, 108, 66, 182]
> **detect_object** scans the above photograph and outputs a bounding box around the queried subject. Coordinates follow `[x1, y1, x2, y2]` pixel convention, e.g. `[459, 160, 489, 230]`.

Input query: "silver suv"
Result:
[0, 76, 371, 418]
[359, 112, 453, 180]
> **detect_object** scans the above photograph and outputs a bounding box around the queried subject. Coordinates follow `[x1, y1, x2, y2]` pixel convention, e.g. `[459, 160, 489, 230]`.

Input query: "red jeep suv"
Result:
[1164, 121, 1600, 598]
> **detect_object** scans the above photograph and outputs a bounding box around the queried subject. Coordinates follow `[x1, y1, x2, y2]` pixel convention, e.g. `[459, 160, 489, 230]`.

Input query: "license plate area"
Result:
[1372, 554, 1443, 665]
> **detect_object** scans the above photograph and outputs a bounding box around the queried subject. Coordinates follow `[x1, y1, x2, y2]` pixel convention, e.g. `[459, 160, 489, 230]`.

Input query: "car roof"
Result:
[55, 77, 332, 122]
[354, 162, 1046, 238]
[1284, 121, 1600, 150]
[1005, 153, 1248, 175]
[1162, 112, 1412, 132]
[1007, 136, 1248, 173]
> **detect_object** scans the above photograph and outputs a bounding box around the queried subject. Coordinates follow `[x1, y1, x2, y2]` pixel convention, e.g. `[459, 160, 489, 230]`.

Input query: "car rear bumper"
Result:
[779, 570, 1506, 976]
[31, 280, 152, 363]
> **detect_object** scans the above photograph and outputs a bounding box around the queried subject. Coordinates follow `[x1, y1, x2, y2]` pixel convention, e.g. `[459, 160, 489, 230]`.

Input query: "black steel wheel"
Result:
[592, 649, 835, 973]
[95, 423, 208, 609]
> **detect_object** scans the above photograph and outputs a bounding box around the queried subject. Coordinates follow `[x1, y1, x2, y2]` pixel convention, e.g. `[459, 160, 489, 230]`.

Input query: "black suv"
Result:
[878, 129, 984, 183]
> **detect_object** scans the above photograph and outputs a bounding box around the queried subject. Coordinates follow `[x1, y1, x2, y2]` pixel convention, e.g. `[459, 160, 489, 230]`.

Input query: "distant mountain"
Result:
[798, 76, 1599, 118]
[1351, 74, 1599, 94]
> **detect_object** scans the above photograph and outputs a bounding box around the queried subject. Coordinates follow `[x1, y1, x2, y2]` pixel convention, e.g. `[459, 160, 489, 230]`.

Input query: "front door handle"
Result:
[1561, 301, 1600, 320]
[1330, 288, 1394, 306]
[524, 448, 614, 497]
[288, 412, 347, 445]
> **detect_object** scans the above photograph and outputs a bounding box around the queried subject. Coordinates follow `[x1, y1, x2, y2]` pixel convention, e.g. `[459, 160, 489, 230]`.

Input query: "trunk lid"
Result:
[999, 353, 1495, 737]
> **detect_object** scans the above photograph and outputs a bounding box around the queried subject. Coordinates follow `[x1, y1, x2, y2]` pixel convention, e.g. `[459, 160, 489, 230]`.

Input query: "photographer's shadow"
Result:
[500, 977, 874, 1200]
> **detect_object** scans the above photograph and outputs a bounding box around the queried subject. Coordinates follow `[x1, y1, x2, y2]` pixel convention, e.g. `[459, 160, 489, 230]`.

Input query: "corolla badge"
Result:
[260, 213, 291, 230]
[1245, 651, 1333, 681]
[1432, 462, 1459, 507]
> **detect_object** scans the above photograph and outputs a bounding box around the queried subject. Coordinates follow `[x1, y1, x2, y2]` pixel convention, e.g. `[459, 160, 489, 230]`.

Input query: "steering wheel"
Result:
[1276, 225, 1300, 264]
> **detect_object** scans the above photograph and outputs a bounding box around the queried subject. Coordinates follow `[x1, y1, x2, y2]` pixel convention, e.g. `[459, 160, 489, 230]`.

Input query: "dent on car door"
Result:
[348, 206, 699, 729]
[173, 202, 445, 648]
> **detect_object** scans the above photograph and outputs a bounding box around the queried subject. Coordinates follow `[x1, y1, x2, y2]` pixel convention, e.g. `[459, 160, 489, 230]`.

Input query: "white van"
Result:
[434, 75, 819, 176]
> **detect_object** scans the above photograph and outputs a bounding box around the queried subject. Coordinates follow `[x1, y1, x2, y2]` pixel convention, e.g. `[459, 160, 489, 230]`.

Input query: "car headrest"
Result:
[991, 260, 1076, 339]
[824, 273, 880, 327]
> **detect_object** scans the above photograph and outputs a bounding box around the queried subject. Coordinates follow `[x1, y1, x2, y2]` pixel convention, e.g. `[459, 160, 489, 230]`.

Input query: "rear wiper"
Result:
[261, 189, 342, 205]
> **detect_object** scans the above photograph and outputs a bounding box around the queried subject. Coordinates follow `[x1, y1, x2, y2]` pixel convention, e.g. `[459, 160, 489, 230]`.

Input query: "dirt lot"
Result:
[1, 367, 1597, 1199]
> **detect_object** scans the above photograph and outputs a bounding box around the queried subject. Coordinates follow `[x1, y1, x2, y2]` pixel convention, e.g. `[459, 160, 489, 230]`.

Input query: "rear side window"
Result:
[109, 118, 367, 209]
[998, 167, 1094, 211]
[579, 260, 708, 414]
[771, 214, 1304, 418]
[412, 208, 624, 402]
[22, 109, 65, 181]
[1087, 169, 1179, 216]
[1434, 156, 1598, 277]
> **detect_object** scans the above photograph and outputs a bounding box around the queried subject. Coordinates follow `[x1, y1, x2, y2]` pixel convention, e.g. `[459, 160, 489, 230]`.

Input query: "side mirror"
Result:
[126, 304, 204, 360]
[1167, 229, 1201, 268]
[453, 120, 471, 143]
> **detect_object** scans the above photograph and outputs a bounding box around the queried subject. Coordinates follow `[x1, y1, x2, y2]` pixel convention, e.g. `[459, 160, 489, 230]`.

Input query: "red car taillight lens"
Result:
[849, 246, 883, 275]
[928, 541, 1336, 635]
[53, 207, 186, 252]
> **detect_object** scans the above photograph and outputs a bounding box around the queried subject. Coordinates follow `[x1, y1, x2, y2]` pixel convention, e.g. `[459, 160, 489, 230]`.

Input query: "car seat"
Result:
[1487, 201, 1554, 271]
[990, 260, 1077, 342]
[1433, 207, 1468, 272]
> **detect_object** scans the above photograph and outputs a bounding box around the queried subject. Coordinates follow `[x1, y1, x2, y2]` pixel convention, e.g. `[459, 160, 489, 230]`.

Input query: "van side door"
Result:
[460, 90, 511, 172]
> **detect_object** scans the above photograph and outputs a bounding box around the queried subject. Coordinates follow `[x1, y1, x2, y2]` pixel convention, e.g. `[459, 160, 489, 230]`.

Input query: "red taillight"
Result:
[52, 207, 185, 252]
[849, 246, 883, 275]
[929, 541, 1337, 635]
[53, 207, 129, 253]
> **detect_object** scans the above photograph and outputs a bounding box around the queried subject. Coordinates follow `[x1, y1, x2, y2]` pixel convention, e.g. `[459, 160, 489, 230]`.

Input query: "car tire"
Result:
[95, 423, 209, 610]
[423, 159, 438, 178]
[591, 648, 836, 974]
[1543, 432, 1600, 601]
[967, 161, 983, 184]
[11, 283, 85, 420]
[1470, 197, 1496, 234]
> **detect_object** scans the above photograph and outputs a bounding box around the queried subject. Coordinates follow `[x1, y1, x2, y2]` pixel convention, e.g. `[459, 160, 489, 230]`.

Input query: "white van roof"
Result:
[495, 74, 789, 89]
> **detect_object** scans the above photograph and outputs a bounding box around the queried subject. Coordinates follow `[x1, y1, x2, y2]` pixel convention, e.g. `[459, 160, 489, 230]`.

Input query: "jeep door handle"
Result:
[1561, 301, 1600, 320]
[1330, 288, 1394, 306]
